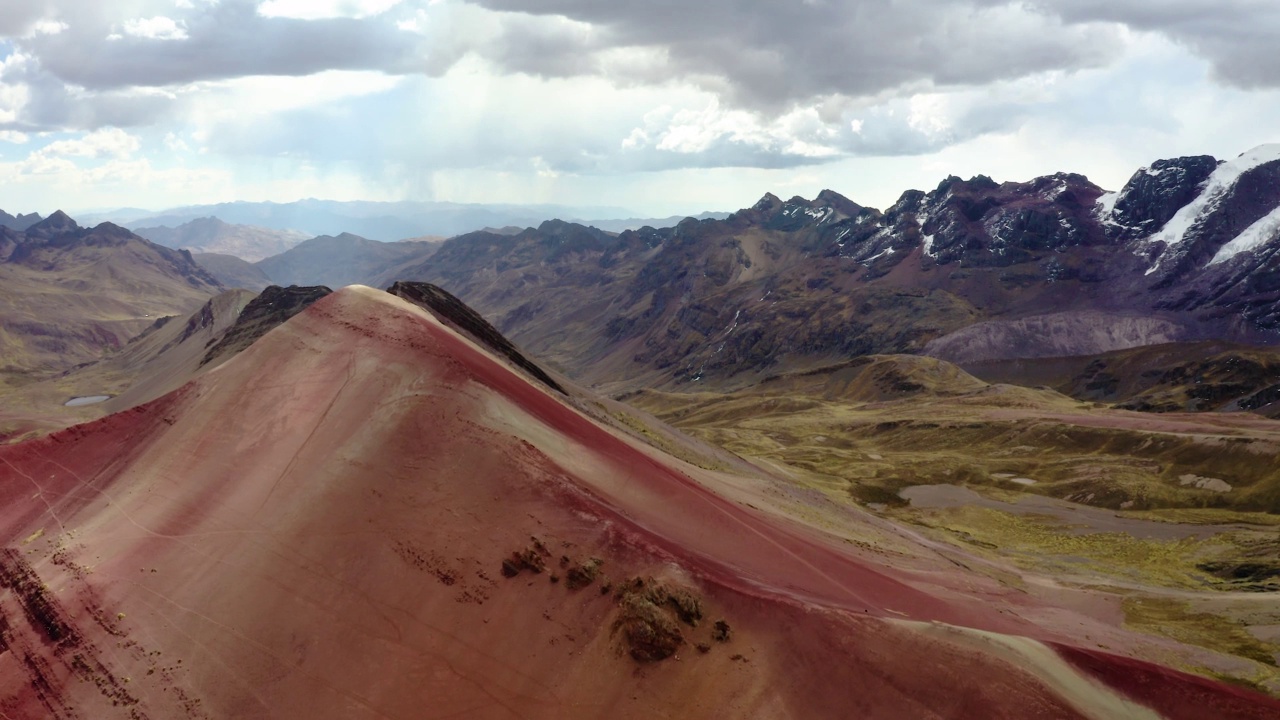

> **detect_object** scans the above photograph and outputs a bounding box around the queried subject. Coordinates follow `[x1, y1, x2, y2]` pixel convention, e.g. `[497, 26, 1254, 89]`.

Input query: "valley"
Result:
[627, 359, 1280, 693]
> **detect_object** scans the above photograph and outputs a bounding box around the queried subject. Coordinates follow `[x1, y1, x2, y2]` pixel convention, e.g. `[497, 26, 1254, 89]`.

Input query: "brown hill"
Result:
[256, 232, 439, 288]
[0, 286, 1276, 718]
[192, 252, 272, 291]
[968, 341, 1280, 417]
[0, 212, 222, 383]
[753, 354, 990, 402]
[0, 285, 332, 442]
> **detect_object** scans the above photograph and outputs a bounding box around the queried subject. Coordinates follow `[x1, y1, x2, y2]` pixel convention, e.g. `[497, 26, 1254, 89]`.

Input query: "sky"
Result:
[1, 0, 1279, 217]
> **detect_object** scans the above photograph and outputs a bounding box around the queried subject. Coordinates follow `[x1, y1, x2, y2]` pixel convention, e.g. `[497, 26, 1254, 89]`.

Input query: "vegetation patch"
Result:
[610, 576, 708, 662]
[1123, 597, 1280, 671]
[565, 557, 604, 590]
[500, 537, 552, 578]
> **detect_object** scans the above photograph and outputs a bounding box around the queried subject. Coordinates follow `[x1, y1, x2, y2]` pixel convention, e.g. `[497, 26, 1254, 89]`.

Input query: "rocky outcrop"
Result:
[1105, 156, 1219, 240]
[202, 285, 332, 365]
[387, 281, 566, 394]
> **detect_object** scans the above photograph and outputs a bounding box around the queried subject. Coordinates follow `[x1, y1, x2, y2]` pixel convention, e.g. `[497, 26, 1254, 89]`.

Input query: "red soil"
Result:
[0, 286, 1273, 719]
[1051, 643, 1280, 720]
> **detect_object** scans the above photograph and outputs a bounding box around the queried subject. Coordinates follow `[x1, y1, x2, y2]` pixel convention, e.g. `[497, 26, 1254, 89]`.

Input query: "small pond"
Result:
[64, 395, 112, 407]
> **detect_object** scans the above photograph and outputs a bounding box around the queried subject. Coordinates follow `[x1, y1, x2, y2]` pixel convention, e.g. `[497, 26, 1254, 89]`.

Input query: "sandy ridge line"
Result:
[896, 619, 1165, 720]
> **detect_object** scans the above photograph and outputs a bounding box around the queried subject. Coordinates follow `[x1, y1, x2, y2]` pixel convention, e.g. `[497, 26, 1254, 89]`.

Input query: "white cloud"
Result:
[629, 100, 840, 159]
[0, 131, 29, 144]
[163, 131, 189, 152]
[0, 52, 32, 124]
[34, 128, 141, 160]
[184, 71, 402, 127]
[257, 0, 405, 20]
[116, 16, 189, 41]
[25, 20, 69, 38]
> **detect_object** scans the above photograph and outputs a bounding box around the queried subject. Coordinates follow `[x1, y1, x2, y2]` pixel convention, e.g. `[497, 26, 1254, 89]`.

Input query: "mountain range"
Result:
[5, 145, 1278, 407]
[78, 199, 728, 242]
[362, 146, 1280, 396]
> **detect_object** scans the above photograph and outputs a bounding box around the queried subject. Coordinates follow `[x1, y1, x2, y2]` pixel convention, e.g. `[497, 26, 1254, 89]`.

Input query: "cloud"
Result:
[35, 127, 140, 160]
[467, 0, 1125, 110]
[1032, 0, 1280, 89]
[0, 0, 1276, 216]
[114, 16, 190, 41]
[25, 19, 68, 37]
[0, 1, 47, 38]
[22, 4, 422, 90]
[258, 0, 407, 20]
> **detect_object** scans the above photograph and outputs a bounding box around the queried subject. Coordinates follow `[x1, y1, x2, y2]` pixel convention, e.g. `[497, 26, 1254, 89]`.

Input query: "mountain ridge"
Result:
[0, 214, 223, 380]
[371, 145, 1280, 393]
[79, 199, 723, 241]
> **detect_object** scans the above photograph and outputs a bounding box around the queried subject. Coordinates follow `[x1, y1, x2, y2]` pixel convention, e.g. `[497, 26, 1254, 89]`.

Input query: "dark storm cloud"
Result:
[24, 1, 424, 89]
[468, 0, 1125, 110]
[1032, 0, 1280, 89]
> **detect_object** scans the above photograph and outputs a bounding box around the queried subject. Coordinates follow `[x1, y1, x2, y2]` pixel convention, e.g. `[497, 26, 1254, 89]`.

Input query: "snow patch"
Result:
[804, 206, 832, 222]
[1148, 145, 1280, 273]
[1095, 191, 1118, 220]
[1209, 205, 1280, 265]
[921, 234, 936, 257]
[863, 247, 893, 263]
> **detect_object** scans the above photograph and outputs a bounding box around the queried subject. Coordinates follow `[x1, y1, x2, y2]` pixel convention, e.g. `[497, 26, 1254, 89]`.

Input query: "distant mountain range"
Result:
[133, 217, 309, 262]
[76, 199, 728, 242]
[0, 209, 42, 231]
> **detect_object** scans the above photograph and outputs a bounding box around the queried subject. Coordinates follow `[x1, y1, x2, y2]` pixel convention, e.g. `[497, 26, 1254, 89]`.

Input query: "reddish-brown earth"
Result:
[0, 286, 1277, 718]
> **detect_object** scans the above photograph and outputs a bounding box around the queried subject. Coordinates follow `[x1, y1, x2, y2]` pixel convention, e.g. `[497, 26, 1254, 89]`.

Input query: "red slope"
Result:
[0, 285, 1275, 719]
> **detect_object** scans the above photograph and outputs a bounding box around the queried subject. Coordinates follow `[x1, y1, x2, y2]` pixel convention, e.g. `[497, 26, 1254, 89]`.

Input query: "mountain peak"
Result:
[25, 210, 80, 237]
[752, 192, 783, 212]
[1236, 143, 1280, 167]
[0, 209, 42, 231]
[813, 188, 864, 216]
[184, 216, 230, 229]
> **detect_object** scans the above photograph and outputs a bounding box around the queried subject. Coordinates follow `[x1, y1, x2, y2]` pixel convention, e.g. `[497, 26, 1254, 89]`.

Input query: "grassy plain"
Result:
[627, 356, 1280, 692]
